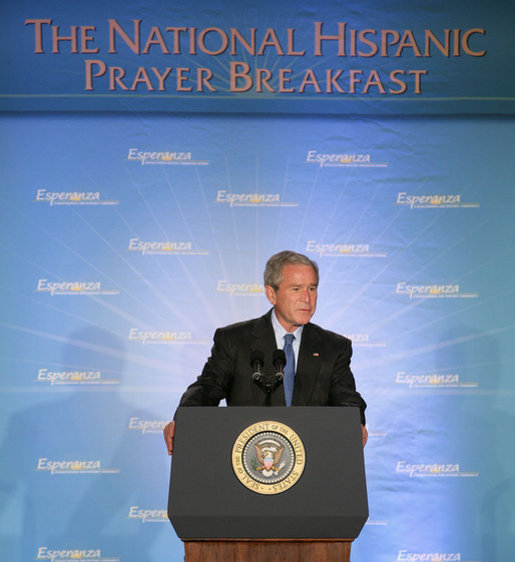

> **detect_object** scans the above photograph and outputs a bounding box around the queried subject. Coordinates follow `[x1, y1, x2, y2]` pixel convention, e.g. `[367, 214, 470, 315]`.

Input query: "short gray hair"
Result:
[263, 250, 319, 290]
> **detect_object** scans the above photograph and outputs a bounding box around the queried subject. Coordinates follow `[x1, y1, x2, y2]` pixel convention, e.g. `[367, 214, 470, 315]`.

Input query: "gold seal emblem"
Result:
[231, 420, 306, 495]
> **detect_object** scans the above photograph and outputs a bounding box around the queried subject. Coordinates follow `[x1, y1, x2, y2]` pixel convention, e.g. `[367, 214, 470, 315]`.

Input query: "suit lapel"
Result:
[250, 310, 277, 357]
[249, 311, 322, 406]
[292, 323, 321, 405]
[250, 309, 286, 405]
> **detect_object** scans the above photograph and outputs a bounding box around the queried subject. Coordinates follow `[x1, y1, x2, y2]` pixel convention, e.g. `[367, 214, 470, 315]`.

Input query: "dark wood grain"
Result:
[184, 539, 352, 561]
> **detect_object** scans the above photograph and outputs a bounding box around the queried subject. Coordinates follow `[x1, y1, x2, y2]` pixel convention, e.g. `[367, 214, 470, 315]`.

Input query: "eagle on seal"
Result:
[254, 442, 285, 473]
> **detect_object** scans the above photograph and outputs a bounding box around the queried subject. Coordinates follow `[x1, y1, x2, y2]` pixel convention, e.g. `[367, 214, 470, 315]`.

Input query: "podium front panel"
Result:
[168, 407, 368, 539]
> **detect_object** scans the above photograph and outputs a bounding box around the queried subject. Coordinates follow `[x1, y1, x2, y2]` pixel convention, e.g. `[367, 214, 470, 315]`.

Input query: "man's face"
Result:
[265, 264, 318, 332]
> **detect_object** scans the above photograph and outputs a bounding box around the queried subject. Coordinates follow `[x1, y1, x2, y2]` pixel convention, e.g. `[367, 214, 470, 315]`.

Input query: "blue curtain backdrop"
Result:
[1, 1, 514, 561]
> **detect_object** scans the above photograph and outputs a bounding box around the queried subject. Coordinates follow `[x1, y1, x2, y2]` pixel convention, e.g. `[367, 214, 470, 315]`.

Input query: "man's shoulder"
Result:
[215, 311, 271, 338]
[305, 321, 352, 347]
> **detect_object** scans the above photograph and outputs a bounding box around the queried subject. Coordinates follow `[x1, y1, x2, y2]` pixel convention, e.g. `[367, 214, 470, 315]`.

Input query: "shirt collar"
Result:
[271, 308, 304, 343]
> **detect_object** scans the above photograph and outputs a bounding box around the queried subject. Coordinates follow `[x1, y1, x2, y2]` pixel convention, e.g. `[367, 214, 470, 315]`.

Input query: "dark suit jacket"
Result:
[178, 309, 366, 424]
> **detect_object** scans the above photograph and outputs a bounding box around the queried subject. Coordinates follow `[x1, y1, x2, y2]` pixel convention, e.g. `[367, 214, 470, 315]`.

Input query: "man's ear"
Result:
[265, 285, 277, 305]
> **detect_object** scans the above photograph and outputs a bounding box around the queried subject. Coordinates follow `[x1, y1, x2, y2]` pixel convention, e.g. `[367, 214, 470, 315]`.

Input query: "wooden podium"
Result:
[168, 407, 368, 561]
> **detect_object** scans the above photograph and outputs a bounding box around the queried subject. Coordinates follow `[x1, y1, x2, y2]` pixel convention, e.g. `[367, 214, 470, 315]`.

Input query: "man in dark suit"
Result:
[164, 250, 367, 453]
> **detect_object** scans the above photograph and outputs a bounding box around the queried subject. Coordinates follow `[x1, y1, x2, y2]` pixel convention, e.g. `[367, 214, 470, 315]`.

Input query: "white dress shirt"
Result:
[270, 309, 304, 371]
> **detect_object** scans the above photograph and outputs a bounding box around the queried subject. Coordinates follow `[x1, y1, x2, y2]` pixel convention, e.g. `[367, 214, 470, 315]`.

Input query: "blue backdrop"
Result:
[0, 2, 514, 562]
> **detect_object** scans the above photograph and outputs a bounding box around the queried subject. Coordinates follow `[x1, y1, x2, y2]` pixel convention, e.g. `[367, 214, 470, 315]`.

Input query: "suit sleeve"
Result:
[328, 341, 367, 425]
[177, 328, 234, 407]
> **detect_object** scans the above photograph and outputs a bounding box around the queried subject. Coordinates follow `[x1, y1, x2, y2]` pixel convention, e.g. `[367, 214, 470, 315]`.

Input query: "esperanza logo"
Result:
[306, 150, 388, 168]
[128, 238, 208, 256]
[36, 458, 119, 475]
[128, 328, 194, 344]
[216, 190, 298, 207]
[343, 333, 386, 348]
[396, 371, 478, 389]
[35, 189, 118, 206]
[396, 282, 478, 299]
[35, 279, 119, 296]
[217, 281, 265, 295]
[128, 506, 168, 523]
[396, 461, 478, 478]
[127, 148, 208, 166]
[36, 547, 119, 562]
[397, 551, 462, 561]
[36, 368, 119, 386]
[128, 417, 168, 434]
[306, 240, 387, 258]
[396, 192, 479, 209]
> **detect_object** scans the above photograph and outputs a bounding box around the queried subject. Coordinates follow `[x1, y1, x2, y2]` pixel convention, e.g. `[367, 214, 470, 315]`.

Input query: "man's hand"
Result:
[361, 425, 368, 447]
[163, 421, 175, 455]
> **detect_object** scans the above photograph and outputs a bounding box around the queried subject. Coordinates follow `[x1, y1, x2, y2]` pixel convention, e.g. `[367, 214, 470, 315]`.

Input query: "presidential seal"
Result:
[231, 421, 306, 495]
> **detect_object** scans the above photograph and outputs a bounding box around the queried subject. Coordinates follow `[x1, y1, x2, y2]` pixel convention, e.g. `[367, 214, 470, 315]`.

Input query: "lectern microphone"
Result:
[250, 350, 264, 383]
[272, 349, 286, 384]
[251, 350, 283, 404]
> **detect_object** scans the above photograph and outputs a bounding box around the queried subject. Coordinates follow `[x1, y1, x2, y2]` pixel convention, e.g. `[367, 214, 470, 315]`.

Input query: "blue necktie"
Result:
[283, 333, 295, 406]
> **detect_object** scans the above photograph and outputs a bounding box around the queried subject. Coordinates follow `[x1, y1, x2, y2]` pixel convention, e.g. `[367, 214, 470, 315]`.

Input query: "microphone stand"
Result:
[254, 373, 284, 406]
[251, 350, 284, 406]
